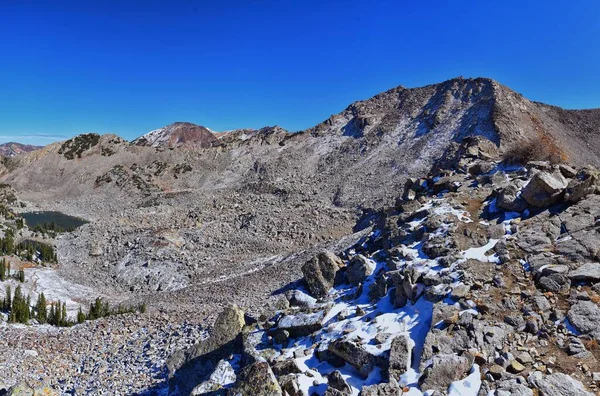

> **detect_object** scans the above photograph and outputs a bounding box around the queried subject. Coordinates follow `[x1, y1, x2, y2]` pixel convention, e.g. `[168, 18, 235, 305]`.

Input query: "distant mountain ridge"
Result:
[0, 142, 43, 157]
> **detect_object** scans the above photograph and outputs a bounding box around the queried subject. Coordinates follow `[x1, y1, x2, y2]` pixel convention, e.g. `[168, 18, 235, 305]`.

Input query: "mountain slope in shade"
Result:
[0, 142, 43, 157]
[132, 122, 219, 149]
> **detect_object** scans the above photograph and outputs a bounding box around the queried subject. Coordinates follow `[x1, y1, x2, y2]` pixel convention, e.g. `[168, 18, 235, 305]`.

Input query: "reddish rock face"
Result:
[133, 122, 219, 149]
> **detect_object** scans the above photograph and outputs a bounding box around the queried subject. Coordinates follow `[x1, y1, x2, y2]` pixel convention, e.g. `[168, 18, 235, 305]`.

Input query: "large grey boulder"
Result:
[168, 304, 246, 395]
[494, 379, 533, 396]
[565, 171, 597, 203]
[327, 370, 351, 394]
[521, 171, 568, 208]
[301, 251, 343, 298]
[359, 379, 402, 396]
[497, 184, 527, 212]
[528, 372, 594, 396]
[227, 362, 282, 396]
[387, 334, 413, 380]
[419, 353, 472, 393]
[567, 300, 600, 339]
[277, 311, 324, 337]
[346, 255, 374, 285]
[568, 263, 600, 283]
[537, 273, 570, 293]
[389, 268, 423, 308]
[328, 339, 381, 379]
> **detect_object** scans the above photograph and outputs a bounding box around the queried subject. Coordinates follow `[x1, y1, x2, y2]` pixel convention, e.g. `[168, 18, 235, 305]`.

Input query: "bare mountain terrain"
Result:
[1, 77, 600, 395]
[0, 142, 43, 157]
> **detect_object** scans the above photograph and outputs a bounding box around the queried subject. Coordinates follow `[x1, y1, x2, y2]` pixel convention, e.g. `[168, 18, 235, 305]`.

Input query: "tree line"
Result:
[2, 286, 146, 326]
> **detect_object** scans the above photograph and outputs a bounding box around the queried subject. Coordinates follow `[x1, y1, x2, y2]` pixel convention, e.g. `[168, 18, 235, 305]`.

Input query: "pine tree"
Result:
[48, 303, 55, 326]
[18, 269, 24, 283]
[5, 285, 11, 313]
[61, 302, 67, 326]
[7, 261, 10, 278]
[36, 292, 47, 323]
[0, 259, 5, 281]
[77, 307, 85, 324]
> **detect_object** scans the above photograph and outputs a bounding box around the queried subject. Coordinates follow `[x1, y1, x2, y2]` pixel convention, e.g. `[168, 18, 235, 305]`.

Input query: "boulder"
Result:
[528, 372, 594, 396]
[346, 255, 373, 285]
[565, 172, 597, 203]
[285, 290, 318, 308]
[567, 300, 600, 339]
[521, 171, 568, 208]
[461, 136, 500, 161]
[559, 164, 578, 178]
[359, 379, 402, 395]
[228, 362, 282, 396]
[328, 339, 381, 378]
[277, 375, 304, 396]
[569, 263, 600, 283]
[495, 379, 533, 396]
[327, 370, 351, 394]
[301, 251, 343, 298]
[387, 334, 413, 380]
[497, 184, 527, 212]
[168, 304, 246, 395]
[389, 268, 423, 308]
[271, 359, 302, 377]
[277, 311, 324, 337]
[368, 273, 388, 301]
[537, 273, 570, 293]
[419, 354, 472, 393]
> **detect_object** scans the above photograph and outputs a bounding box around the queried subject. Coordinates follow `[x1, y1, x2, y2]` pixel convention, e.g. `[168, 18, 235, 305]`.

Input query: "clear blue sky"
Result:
[1, 0, 600, 145]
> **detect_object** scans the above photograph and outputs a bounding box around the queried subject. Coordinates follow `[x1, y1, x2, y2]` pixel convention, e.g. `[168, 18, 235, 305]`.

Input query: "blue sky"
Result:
[1, 1, 600, 145]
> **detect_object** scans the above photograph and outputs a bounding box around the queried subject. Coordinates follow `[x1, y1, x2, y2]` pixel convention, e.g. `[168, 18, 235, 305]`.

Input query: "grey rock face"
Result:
[537, 273, 570, 293]
[387, 334, 412, 380]
[565, 173, 597, 203]
[419, 354, 471, 393]
[568, 263, 600, 283]
[567, 300, 600, 339]
[227, 362, 282, 396]
[327, 370, 351, 394]
[277, 311, 324, 337]
[327, 339, 381, 379]
[168, 304, 246, 395]
[521, 171, 568, 207]
[497, 184, 527, 212]
[528, 372, 594, 396]
[301, 251, 343, 298]
[359, 379, 402, 396]
[346, 255, 373, 285]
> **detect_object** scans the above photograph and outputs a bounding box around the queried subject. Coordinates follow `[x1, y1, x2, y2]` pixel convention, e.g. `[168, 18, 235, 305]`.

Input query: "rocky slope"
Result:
[0, 77, 600, 394]
[167, 137, 600, 396]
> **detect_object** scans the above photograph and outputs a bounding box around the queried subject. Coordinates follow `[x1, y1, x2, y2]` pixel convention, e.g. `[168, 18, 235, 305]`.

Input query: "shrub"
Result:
[503, 135, 567, 165]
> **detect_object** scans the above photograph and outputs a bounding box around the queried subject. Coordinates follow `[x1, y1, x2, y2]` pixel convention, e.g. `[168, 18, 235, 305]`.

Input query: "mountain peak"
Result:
[132, 122, 219, 149]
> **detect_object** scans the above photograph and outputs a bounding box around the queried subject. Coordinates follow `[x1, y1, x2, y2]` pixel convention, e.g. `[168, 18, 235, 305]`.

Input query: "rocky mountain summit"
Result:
[132, 122, 219, 149]
[0, 77, 600, 395]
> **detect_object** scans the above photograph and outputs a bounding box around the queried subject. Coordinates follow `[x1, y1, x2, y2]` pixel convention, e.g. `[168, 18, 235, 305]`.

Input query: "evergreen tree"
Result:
[0, 259, 4, 282]
[18, 269, 24, 283]
[61, 302, 67, 326]
[5, 285, 11, 312]
[48, 303, 55, 326]
[77, 307, 85, 324]
[36, 292, 47, 323]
